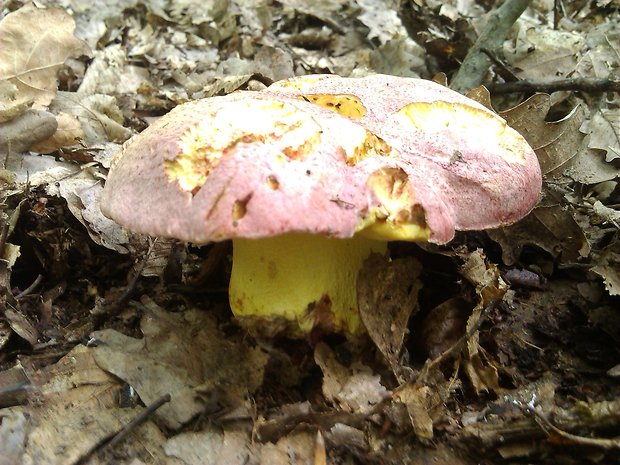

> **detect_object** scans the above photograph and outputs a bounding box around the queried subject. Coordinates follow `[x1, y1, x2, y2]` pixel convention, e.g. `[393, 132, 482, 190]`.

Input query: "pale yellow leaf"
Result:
[0, 3, 91, 109]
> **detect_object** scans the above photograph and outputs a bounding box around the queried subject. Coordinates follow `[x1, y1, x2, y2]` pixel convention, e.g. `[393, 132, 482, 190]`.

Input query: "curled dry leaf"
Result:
[314, 342, 390, 414]
[591, 250, 620, 296]
[357, 253, 422, 370]
[91, 297, 268, 430]
[48, 92, 132, 146]
[29, 112, 84, 154]
[0, 3, 91, 111]
[421, 297, 470, 359]
[393, 384, 435, 440]
[459, 250, 507, 393]
[0, 109, 57, 155]
[584, 108, 620, 162]
[500, 93, 584, 177]
[3, 308, 39, 346]
[488, 205, 590, 266]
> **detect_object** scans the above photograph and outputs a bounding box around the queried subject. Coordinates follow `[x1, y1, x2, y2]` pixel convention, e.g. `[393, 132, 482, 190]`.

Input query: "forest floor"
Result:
[1, 1, 620, 464]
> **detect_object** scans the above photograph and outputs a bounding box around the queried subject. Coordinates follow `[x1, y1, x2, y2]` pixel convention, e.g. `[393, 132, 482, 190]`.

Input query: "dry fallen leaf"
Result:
[507, 28, 584, 80]
[164, 429, 255, 465]
[0, 3, 91, 111]
[357, 254, 422, 371]
[459, 250, 507, 393]
[0, 345, 174, 465]
[500, 93, 584, 176]
[583, 108, 620, 162]
[591, 250, 620, 296]
[421, 297, 469, 359]
[258, 430, 315, 465]
[314, 342, 390, 414]
[47, 92, 132, 146]
[488, 205, 590, 266]
[0, 109, 57, 155]
[392, 384, 435, 440]
[91, 297, 268, 429]
[30, 112, 84, 154]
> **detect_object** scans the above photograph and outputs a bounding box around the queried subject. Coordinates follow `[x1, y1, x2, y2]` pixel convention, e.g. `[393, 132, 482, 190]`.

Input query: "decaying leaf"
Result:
[488, 205, 590, 266]
[507, 28, 584, 80]
[584, 108, 620, 162]
[591, 250, 620, 296]
[91, 297, 268, 429]
[314, 342, 390, 414]
[29, 112, 85, 154]
[421, 297, 469, 359]
[55, 176, 132, 254]
[501, 94, 618, 185]
[465, 85, 494, 111]
[3, 308, 38, 346]
[500, 94, 584, 176]
[357, 253, 422, 370]
[48, 92, 132, 146]
[0, 109, 57, 155]
[392, 384, 435, 440]
[459, 250, 507, 393]
[164, 429, 256, 465]
[258, 430, 315, 465]
[0, 345, 167, 465]
[0, 3, 91, 111]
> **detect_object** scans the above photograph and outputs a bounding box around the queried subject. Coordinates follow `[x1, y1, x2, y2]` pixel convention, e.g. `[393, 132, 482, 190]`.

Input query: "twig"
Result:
[450, 0, 533, 93]
[415, 299, 499, 386]
[73, 393, 171, 465]
[527, 405, 620, 450]
[486, 77, 620, 94]
[104, 237, 159, 316]
[480, 48, 520, 82]
[15, 274, 43, 299]
[367, 299, 499, 416]
[0, 221, 8, 257]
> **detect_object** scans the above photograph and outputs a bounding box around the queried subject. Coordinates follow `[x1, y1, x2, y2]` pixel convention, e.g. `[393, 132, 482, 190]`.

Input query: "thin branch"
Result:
[415, 299, 499, 386]
[450, 0, 534, 93]
[527, 405, 620, 450]
[486, 77, 620, 94]
[73, 393, 171, 465]
[15, 274, 43, 299]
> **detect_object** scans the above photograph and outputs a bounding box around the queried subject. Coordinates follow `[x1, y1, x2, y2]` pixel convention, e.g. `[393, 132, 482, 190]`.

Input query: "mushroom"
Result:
[100, 75, 542, 337]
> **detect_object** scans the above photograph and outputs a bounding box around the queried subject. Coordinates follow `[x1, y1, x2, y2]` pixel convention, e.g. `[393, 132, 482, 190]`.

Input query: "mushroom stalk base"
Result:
[229, 233, 387, 336]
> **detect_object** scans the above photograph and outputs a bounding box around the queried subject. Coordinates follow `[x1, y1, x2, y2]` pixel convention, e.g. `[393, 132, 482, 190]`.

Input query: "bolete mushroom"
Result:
[100, 74, 541, 337]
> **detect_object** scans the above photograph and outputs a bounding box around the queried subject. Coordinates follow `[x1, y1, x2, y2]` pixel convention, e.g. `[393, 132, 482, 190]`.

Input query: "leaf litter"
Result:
[1, 1, 620, 464]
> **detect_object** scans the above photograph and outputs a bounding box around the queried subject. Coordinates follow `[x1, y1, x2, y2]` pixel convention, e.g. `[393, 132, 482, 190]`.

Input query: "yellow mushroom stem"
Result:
[229, 233, 387, 336]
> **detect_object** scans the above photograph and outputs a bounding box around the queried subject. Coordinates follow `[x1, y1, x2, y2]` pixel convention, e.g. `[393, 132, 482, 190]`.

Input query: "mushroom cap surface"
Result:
[100, 75, 542, 244]
[101, 91, 424, 243]
[267, 74, 543, 242]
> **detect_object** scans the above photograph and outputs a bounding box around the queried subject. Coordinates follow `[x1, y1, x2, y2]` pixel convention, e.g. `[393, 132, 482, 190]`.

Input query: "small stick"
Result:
[73, 393, 171, 465]
[0, 222, 8, 257]
[104, 237, 159, 316]
[525, 404, 620, 450]
[15, 274, 43, 299]
[486, 77, 620, 94]
[451, 0, 534, 93]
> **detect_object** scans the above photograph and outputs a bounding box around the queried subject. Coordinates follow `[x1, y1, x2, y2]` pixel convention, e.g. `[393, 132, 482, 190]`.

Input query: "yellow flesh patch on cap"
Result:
[268, 75, 327, 91]
[396, 101, 526, 164]
[164, 100, 322, 192]
[300, 94, 367, 119]
[358, 168, 430, 241]
[329, 119, 398, 166]
[346, 132, 395, 166]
